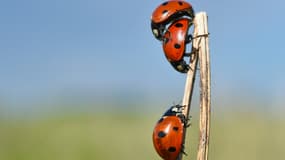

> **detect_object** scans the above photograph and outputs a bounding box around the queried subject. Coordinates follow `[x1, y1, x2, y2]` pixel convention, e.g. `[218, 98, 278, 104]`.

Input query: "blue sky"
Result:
[0, 0, 285, 111]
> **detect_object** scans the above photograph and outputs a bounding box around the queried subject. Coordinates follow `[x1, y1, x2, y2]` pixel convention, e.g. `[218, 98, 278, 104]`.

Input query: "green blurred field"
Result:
[0, 110, 284, 160]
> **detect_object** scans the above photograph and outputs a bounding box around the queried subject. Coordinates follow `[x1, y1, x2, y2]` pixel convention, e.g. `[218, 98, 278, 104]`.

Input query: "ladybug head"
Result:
[151, 22, 166, 41]
[170, 60, 189, 73]
[163, 104, 184, 116]
[151, 0, 195, 41]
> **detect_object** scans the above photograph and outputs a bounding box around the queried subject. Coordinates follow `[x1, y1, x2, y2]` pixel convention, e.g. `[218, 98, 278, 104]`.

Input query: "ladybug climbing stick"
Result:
[152, 105, 189, 160]
[179, 12, 211, 160]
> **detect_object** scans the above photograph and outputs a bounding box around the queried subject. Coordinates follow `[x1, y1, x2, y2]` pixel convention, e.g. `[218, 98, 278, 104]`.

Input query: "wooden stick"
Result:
[195, 12, 211, 160]
[179, 12, 211, 160]
[181, 35, 199, 119]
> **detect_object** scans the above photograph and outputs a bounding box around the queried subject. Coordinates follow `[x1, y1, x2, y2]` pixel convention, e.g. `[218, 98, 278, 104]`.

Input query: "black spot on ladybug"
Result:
[162, 10, 168, 14]
[174, 44, 181, 49]
[178, 1, 183, 5]
[162, 2, 168, 6]
[168, 147, 177, 152]
[158, 118, 164, 123]
[173, 126, 179, 131]
[175, 23, 183, 28]
[158, 131, 166, 138]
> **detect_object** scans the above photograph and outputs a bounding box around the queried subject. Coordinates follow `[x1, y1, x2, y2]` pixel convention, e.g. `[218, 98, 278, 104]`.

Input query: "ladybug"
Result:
[152, 105, 189, 160]
[162, 18, 192, 73]
[151, 0, 194, 40]
[163, 18, 192, 73]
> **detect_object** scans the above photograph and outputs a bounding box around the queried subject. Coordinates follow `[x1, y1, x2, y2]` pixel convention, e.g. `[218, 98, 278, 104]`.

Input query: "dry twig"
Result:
[179, 12, 211, 160]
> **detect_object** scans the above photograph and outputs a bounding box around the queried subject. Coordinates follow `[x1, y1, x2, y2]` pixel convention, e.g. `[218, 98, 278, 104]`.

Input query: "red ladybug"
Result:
[152, 105, 188, 160]
[151, 0, 194, 40]
[162, 18, 192, 73]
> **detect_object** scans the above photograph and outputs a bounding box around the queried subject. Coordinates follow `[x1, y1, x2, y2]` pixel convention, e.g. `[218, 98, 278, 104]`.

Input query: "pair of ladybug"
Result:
[152, 104, 189, 160]
[151, 0, 195, 73]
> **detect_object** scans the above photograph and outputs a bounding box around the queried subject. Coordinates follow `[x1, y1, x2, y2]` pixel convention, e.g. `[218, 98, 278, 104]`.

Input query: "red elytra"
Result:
[162, 18, 190, 62]
[151, 0, 194, 40]
[152, 105, 186, 160]
[151, 0, 193, 24]
[153, 116, 184, 160]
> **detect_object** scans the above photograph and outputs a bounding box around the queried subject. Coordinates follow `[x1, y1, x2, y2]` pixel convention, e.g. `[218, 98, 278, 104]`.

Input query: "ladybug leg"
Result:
[184, 48, 198, 66]
[184, 47, 198, 57]
[184, 117, 191, 128]
[181, 114, 192, 128]
[185, 118, 191, 128]
[184, 52, 192, 57]
[181, 144, 188, 156]
[177, 114, 191, 128]
[184, 35, 194, 57]
[185, 34, 193, 44]
[186, 115, 193, 128]
[176, 105, 191, 127]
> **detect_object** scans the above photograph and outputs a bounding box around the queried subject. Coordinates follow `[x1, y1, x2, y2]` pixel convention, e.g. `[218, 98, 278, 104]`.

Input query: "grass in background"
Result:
[0, 110, 284, 160]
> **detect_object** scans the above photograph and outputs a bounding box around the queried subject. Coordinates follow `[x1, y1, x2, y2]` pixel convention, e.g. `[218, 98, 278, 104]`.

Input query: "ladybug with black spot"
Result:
[152, 104, 189, 160]
[162, 18, 193, 73]
[151, 0, 195, 40]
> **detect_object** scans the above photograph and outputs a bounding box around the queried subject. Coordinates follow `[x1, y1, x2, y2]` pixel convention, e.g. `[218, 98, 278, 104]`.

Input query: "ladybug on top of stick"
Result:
[151, 0, 195, 73]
